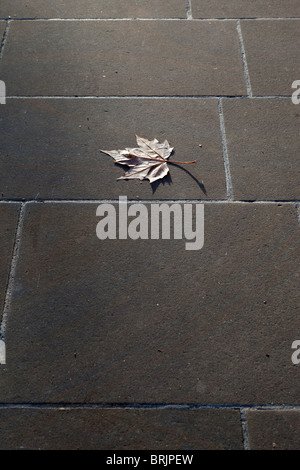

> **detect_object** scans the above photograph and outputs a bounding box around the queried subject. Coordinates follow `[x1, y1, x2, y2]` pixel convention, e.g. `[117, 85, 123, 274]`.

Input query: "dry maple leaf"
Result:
[100, 135, 196, 183]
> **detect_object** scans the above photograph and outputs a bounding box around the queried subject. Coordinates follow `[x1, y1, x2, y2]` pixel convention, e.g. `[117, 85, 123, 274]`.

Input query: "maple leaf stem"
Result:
[169, 160, 197, 165]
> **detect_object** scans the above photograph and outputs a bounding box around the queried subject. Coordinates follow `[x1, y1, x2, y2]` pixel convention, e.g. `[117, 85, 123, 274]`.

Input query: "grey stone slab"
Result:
[0, 20, 246, 96]
[191, 1, 300, 18]
[0, 98, 225, 200]
[246, 410, 300, 450]
[241, 20, 300, 96]
[0, 408, 243, 450]
[222, 98, 300, 201]
[0, 204, 20, 317]
[0, 1, 186, 19]
[0, 202, 299, 404]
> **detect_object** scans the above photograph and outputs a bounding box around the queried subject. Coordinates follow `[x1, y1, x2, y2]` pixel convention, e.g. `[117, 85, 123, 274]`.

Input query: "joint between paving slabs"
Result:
[186, 0, 193, 20]
[236, 20, 253, 98]
[0, 19, 11, 59]
[0, 202, 26, 345]
[1, 199, 299, 205]
[4, 95, 296, 100]
[218, 98, 234, 201]
[240, 408, 250, 450]
[1, 17, 300, 21]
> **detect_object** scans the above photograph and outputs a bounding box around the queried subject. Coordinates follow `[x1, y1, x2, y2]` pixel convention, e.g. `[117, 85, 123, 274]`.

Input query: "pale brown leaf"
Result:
[100, 135, 196, 184]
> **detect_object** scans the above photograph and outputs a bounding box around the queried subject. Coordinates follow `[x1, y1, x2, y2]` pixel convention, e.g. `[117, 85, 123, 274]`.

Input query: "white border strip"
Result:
[0, 339, 6, 364]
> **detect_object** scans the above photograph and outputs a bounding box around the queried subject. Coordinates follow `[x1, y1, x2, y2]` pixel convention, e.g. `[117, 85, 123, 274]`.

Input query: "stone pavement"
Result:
[0, 1, 299, 451]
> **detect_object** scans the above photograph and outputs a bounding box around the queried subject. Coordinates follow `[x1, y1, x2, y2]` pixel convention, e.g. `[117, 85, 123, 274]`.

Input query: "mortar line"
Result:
[0, 199, 299, 205]
[1, 17, 300, 21]
[5, 95, 226, 99]
[240, 408, 250, 450]
[236, 20, 252, 97]
[0, 403, 300, 410]
[218, 98, 234, 201]
[0, 18, 203, 22]
[186, 0, 193, 20]
[0, 19, 11, 59]
[5, 95, 292, 99]
[0, 202, 26, 342]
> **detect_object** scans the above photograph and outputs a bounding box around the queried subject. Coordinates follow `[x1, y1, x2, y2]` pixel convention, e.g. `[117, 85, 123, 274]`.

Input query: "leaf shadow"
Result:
[167, 162, 207, 196]
[150, 172, 173, 194]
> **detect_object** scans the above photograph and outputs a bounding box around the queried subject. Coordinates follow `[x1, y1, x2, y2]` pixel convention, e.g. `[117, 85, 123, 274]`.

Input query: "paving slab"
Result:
[0, 203, 20, 317]
[0, 408, 243, 450]
[191, 1, 300, 18]
[0, 1, 186, 19]
[246, 410, 300, 450]
[241, 20, 300, 96]
[0, 20, 247, 96]
[0, 202, 299, 404]
[0, 98, 225, 200]
[222, 98, 300, 201]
